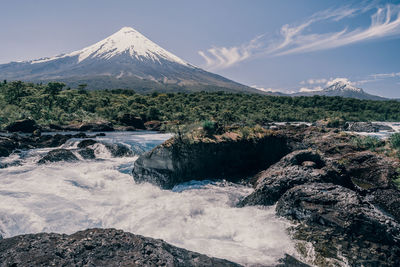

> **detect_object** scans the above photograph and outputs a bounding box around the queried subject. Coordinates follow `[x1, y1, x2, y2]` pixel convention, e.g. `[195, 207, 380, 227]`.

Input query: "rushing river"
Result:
[0, 131, 296, 266]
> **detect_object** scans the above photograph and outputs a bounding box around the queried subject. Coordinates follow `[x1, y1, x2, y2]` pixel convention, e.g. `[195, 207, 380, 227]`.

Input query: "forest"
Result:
[1, 80, 400, 128]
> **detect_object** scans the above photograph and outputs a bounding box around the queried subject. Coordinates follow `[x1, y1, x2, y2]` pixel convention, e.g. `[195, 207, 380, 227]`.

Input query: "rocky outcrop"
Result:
[0, 133, 102, 158]
[38, 149, 78, 164]
[237, 150, 349, 207]
[0, 228, 240, 267]
[341, 151, 398, 190]
[78, 148, 96, 159]
[132, 133, 290, 189]
[0, 137, 17, 157]
[276, 183, 400, 266]
[4, 119, 39, 133]
[77, 139, 133, 158]
[343, 121, 394, 132]
[118, 114, 146, 129]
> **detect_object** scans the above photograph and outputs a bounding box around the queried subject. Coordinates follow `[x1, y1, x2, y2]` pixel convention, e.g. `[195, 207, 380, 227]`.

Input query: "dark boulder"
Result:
[133, 134, 290, 189]
[238, 150, 348, 207]
[0, 137, 17, 157]
[77, 139, 98, 148]
[5, 119, 39, 133]
[118, 114, 145, 129]
[276, 183, 400, 266]
[38, 149, 78, 164]
[340, 151, 398, 191]
[78, 122, 114, 132]
[371, 189, 400, 222]
[105, 143, 133, 157]
[0, 228, 241, 267]
[78, 148, 96, 159]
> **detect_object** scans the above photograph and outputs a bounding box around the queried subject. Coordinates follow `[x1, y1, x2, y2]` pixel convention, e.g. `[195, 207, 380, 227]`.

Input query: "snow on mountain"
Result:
[29, 27, 191, 67]
[0, 27, 256, 93]
[324, 78, 362, 93]
[292, 78, 387, 100]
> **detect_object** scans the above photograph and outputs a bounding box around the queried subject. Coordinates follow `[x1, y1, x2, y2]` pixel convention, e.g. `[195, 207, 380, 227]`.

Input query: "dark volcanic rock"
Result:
[77, 139, 98, 148]
[276, 183, 400, 266]
[118, 114, 145, 129]
[0, 228, 241, 267]
[132, 134, 290, 189]
[105, 143, 133, 157]
[341, 151, 398, 191]
[0, 137, 17, 157]
[5, 119, 39, 133]
[344, 122, 379, 132]
[78, 122, 114, 132]
[238, 150, 348, 207]
[38, 149, 78, 164]
[78, 148, 96, 159]
[371, 189, 400, 222]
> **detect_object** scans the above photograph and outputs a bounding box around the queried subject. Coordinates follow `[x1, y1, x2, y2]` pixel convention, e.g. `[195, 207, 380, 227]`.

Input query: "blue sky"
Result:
[1, 0, 400, 97]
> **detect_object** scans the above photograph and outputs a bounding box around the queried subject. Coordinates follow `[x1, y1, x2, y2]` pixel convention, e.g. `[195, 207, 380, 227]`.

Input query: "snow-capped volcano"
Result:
[30, 27, 191, 66]
[324, 79, 363, 93]
[0, 27, 255, 93]
[293, 79, 387, 100]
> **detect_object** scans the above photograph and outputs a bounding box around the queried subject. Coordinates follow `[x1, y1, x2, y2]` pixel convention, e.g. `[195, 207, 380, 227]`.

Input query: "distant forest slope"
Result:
[1, 80, 400, 128]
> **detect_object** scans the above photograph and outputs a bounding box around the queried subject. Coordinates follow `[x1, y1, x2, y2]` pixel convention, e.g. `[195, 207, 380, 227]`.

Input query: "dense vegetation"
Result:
[1, 80, 400, 128]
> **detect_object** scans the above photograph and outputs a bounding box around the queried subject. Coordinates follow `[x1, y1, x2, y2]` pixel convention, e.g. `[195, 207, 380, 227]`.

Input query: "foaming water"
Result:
[0, 131, 296, 265]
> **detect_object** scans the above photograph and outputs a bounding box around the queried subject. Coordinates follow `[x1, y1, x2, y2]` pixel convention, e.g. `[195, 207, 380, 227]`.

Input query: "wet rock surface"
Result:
[0, 228, 241, 267]
[4, 119, 39, 133]
[38, 149, 79, 164]
[132, 134, 291, 189]
[276, 183, 400, 266]
[238, 150, 349, 207]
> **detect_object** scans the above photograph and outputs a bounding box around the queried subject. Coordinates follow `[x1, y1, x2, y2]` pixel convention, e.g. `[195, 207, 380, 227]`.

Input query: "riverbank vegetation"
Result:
[1, 80, 400, 128]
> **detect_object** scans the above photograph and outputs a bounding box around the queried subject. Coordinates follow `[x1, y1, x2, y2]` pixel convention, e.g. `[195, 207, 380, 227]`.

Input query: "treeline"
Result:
[1, 80, 400, 128]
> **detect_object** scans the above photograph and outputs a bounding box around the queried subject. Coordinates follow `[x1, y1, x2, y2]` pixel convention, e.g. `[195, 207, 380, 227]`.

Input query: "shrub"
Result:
[390, 133, 400, 149]
[202, 120, 216, 136]
[352, 135, 384, 151]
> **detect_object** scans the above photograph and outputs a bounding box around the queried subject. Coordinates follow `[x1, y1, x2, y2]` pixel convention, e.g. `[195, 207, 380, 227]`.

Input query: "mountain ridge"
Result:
[0, 27, 259, 93]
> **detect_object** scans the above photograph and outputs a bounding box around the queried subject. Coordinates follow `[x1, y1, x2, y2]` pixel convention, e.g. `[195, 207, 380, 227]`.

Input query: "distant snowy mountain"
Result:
[0, 27, 257, 93]
[292, 80, 387, 100]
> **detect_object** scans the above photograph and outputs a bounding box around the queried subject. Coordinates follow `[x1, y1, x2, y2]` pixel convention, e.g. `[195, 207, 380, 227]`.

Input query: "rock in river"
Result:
[132, 132, 290, 189]
[0, 228, 240, 267]
[38, 149, 78, 164]
[276, 183, 400, 266]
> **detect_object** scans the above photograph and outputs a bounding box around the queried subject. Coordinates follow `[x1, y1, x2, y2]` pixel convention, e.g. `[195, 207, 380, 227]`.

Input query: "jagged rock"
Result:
[0, 228, 240, 267]
[132, 134, 290, 189]
[118, 114, 145, 129]
[340, 151, 398, 191]
[78, 122, 114, 132]
[5, 119, 39, 133]
[276, 183, 400, 267]
[238, 150, 349, 207]
[78, 148, 96, 159]
[38, 149, 78, 164]
[105, 143, 133, 157]
[0, 137, 17, 157]
[371, 189, 400, 222]
[344, 122, 379, 132]
[77, 139, 98, 148]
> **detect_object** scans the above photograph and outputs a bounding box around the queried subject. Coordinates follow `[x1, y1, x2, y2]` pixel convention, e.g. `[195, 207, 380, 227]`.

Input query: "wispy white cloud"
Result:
[198, 36, 263, 70]
[199, 3, 400, 70]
